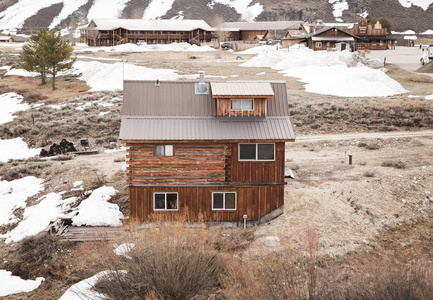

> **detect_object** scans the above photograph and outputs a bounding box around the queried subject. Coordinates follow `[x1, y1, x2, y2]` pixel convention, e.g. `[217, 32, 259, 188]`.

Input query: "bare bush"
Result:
[94, 216, 226, 299]
[382, 160, 407, 169]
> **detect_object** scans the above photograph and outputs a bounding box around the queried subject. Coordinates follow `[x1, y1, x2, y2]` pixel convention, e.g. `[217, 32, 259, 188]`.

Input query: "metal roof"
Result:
[122, 81, 290, 117]
[218, 21, 302, 31]
[312, 36, 355, 41]
[210, 82, 275, 96]
[88, 19, 212, 31]
[303, 26, 360, 40]
[120, 116, 295, 141]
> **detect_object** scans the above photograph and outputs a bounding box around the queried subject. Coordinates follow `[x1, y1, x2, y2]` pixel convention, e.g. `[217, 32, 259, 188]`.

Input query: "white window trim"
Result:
[238, 143, 275, 161]
[153, 192, 178, 211]
[155, 144, 174, 157]
[231, 98, 254, 111]
[212, 192, 237, 211]
[315, 42, 322, 48]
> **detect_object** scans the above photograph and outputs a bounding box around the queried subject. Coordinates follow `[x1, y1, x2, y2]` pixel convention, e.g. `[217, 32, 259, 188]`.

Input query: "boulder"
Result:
[40, 139, 77, 157]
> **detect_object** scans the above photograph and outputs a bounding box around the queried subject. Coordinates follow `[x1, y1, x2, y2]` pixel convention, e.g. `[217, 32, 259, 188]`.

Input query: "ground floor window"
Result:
[155, 145, 173, 157]
[239, 143, 275, 161]
[315, 42, 322, 48]
[212, 192, 236, 210]
[154, 192, 178, 211]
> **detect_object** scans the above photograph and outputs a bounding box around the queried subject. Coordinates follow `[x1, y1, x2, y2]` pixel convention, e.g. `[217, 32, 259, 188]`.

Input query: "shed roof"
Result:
[303, 26, 360, 40]
[218, 21, 302, 31]
[311, 36, 355, 41]
[210, 82, 274, 96]
[87, 19, 212, 31]
[120, 116, 295, 141]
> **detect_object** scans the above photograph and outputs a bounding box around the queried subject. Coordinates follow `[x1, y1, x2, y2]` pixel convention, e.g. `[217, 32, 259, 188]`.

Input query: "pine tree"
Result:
[19, 28, 76, 90]
[19, 28, 49, 85]
[40, 30, 76, 90]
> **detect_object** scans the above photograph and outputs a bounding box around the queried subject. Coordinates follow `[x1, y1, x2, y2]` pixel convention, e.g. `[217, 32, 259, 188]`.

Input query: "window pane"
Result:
[225, 193, 236, 209]
[258, 144, 274, 160]
[242, 99, 254, 110]
[155, 145, 164, 157]
[239, 144, 256, 160]
[155, 193, 165, 209]
[166, 193, 178, 210]
[165, 145, 173, 156]
[231, 99, 242, 110]
[213, 193, 224, 209]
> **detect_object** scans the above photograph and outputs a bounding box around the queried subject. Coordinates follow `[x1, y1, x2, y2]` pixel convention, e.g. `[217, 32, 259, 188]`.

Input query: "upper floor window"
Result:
[154, 192, 178, 211]
[155, 145, 173, 157]
[231, 98, 254, 111]
[239, 143, 275, 161]
[212, 192, 236, 210]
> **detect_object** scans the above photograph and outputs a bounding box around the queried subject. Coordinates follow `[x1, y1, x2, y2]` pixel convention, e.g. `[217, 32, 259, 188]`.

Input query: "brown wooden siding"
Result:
[230, 142, 285, 183]
[127, 143, 229, 185]
[240, 30, 268, 41]
[129, 185, 284, 221]
[217, 98, 267, 117]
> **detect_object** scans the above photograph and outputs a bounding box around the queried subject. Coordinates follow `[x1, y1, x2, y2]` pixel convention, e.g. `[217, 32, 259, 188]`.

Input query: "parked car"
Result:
[221, 42, 231, 50]
[137, 40, 146, 46]
[420, 45, 432, 65]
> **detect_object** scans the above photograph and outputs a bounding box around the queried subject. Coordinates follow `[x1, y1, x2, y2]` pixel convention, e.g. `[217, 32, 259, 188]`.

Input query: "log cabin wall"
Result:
[217, 98, 267, 117]
[129, 185, 284, 222]
[230, 142, 285, 183]
[127, 143, 229, 186]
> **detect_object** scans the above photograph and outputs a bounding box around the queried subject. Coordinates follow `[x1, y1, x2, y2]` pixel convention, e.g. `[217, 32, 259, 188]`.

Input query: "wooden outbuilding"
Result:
[81, 19, 212, 46]
[119, 74, 295, 225]
[0, 36, 14, 43]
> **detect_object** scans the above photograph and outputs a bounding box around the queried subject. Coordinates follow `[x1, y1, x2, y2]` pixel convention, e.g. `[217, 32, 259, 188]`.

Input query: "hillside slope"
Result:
[0, 0, 432, 37]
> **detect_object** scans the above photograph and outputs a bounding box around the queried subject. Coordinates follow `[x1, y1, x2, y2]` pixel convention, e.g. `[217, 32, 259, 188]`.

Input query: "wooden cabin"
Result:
[345, 19, 395, 50]
[301, 26, 359, 51]
[81, 19, 212, 46]
[119, 75, 295, 225]
[216, 21, 303, 42]
[0, 36, 14, 43]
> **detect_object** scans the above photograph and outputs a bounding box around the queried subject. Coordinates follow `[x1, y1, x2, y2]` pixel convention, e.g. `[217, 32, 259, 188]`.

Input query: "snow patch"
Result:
[114, 243, 135, 259]
[0, 270, 44, 297]
[209, 0, 263, 21]
[392, 30, 416, 34]
[421, 29, 433, 34]
[1, 192, 77, 243]
[425, 94, 433, 99]
[397, 0, 433, 10]
[5, 68, 39, 77]
[72, 186, 123, 226]
[242, 48, 407, 97]
[329, 0, 349, 20]
[59, 270, 126, 300]
[48, 0, 88, 29]
[0, 138, 41, 162]
[0, 177, 44, 226]
[0, 93, 29, 125]
[142, 0, 175, 19]
[74, 42, 215, 53]
[87, 0, 132, 21]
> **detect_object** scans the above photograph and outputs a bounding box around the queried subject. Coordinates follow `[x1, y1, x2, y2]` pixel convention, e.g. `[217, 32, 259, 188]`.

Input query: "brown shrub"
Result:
[94, 217, 226, 300]
[382, 160, 407, 169]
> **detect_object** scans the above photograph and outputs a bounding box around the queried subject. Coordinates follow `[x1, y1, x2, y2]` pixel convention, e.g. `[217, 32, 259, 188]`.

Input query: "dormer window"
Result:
[231, 98, 254, 111]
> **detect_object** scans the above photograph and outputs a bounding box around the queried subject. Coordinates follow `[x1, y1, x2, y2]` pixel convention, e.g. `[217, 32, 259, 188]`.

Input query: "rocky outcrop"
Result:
[40, 139, 77, 157]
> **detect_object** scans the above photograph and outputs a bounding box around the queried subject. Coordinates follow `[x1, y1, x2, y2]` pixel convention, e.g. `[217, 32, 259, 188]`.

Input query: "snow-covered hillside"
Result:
[0, 0, 432, 35]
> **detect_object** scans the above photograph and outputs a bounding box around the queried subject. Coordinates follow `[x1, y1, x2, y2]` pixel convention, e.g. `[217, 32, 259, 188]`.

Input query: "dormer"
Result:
[210, 82, 275, 117]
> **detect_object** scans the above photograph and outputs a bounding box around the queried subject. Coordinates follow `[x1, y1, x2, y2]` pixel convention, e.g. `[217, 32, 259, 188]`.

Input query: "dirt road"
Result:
[297, 130, 433, 142]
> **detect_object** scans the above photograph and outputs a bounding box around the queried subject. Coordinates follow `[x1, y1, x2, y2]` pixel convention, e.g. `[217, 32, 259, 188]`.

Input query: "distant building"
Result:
[345, 19, 395, 50]
[0, 36, 14, 43]
[216, 21, 303, 42]
[80, 19, 213, 46]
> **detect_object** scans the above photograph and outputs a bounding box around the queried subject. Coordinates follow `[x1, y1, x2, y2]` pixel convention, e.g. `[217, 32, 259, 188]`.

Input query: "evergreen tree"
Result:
[19, 28, 76, 90]
[19, 28, 49, 85]
[41, 29, 76, 90]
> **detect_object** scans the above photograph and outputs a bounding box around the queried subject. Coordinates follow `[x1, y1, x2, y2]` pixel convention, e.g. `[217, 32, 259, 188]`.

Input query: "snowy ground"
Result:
[240, 46, 407, 97]
[0, 270, 44, 297]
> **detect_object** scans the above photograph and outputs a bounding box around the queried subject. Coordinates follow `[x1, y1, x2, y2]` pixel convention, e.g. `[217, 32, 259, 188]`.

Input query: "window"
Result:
[154, 193, 178, 211]
[327, 42, 330, 47]
[239, 143, 275, 161]
[231, 98, 254, 111]
[315, 42, 322, 48]
[155, 145, 173, 157]
[212, 192, 236, 210]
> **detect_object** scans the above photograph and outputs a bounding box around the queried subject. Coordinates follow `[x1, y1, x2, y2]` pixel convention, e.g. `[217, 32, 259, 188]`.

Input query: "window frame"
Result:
[231, 98, 254, 111]
[212, 192, 237, 211]
[155, 144, 174, 157]
[153, 192, 179, 211]
[238, 143, 275, 162]
[315, 42, 322, 49]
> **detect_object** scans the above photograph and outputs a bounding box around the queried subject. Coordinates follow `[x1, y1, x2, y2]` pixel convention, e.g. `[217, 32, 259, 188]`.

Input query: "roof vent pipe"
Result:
[195, 71, 209, 94]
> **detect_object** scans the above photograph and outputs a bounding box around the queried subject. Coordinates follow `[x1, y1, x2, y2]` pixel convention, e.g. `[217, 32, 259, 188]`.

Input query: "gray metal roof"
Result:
[312, 36, 355, 41]
[210, 82, 274, 96]
[120, 116, 295, 141]
[218, 21, 302, 31]
[88, 19, 212, 31]
[122, 81, 290, 117]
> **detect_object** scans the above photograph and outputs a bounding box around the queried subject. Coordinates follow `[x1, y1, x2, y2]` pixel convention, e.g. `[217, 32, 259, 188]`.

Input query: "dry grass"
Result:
[382, 160, 407, 169]
[94, 216, 226, 300]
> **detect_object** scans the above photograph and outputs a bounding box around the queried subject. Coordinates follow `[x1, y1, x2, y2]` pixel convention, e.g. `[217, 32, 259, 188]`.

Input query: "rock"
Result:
[265, 236, 280, 247]
[429, 197, 433, 203]
[40, 139, 77, 157]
